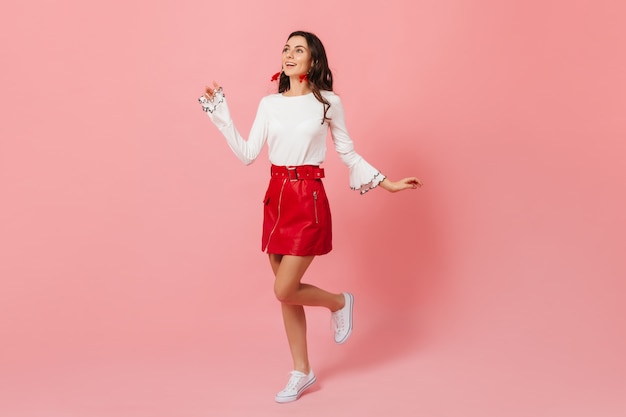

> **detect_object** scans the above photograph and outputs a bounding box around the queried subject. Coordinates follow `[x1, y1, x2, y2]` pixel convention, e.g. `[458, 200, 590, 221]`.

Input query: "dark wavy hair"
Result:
[278, 31, 334, 123]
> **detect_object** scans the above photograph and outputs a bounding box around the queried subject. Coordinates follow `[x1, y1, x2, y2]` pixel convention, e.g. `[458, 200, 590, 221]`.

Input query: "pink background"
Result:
[2, 1, 625, 416]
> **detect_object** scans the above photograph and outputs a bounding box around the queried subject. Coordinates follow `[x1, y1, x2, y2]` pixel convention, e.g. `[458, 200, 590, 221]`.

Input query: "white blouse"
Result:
[201, 89, 385, 193]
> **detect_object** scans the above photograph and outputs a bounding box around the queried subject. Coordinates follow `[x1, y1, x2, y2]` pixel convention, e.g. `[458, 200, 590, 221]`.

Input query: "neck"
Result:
[284, 78, 312, 96]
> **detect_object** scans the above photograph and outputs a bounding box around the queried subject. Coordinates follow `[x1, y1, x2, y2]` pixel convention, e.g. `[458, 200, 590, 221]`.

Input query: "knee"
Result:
[274, 283, 295, 303]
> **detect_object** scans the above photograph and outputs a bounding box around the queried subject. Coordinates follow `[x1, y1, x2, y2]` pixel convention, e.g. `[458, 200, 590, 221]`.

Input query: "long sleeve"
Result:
[199, 90, 385, 193]
[327, 94, 386, 194]
[203, 92, 268, 166]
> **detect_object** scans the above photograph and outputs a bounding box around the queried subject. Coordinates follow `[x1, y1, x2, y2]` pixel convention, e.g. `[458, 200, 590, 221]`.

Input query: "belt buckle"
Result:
[286, 166, 298, 181]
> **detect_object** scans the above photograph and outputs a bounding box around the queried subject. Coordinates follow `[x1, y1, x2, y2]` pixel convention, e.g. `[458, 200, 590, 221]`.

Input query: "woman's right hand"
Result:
[199, 80, 230, 123]
[204, 81, 222, 101]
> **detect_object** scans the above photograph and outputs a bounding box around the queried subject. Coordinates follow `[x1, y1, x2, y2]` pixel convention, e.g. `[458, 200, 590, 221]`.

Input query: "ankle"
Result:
[294, 366, 310, 374]
[331, 293, 345, 312]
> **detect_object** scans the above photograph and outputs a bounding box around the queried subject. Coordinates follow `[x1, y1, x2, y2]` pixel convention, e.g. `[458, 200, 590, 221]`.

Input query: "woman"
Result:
[199, 31, 422, 403]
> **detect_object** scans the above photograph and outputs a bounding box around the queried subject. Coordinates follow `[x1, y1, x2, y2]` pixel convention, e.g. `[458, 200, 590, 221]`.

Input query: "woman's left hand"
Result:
[379, 177, 423, 193]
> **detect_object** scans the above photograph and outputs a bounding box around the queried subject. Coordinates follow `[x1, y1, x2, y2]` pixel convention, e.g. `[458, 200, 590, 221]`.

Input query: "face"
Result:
[282, 36, 313, 78]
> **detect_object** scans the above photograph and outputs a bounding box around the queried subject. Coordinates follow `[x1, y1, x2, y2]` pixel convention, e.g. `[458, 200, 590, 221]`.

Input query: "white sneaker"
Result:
[275, 370, 316, 403]
[332, 292, 354, 344]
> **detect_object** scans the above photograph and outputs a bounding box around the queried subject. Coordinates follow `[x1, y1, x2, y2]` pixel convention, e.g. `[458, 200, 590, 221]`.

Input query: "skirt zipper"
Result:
[265, 179, 287, 251]
[313, 191, 319, 224]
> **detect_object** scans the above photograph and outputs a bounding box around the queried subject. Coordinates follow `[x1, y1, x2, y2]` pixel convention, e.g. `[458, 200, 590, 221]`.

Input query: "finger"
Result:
[213, 81, 221, 90]
[410, 177, 423, 187]
[405, 178, 422, 188]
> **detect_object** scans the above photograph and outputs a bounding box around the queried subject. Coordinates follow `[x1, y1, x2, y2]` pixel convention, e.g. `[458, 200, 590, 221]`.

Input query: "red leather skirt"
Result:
[262, 165, 332, 256]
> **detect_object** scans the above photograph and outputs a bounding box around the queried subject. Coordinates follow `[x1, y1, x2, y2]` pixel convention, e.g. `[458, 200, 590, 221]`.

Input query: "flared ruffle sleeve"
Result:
[327, 93, 386, 194]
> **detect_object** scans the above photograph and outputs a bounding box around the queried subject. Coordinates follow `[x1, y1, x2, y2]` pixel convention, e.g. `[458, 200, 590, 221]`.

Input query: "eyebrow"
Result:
[284, 44, 308, 49]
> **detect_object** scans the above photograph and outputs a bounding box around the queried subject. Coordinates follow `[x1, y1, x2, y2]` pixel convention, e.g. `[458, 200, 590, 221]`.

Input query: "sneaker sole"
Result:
[335, 292, 354, 344]
[274, 376, 317, 403]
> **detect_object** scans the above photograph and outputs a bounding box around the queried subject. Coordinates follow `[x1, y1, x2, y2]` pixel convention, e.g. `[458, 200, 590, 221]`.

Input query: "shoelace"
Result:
[285, 371, 306, 390]
[331, 310, 345, 333]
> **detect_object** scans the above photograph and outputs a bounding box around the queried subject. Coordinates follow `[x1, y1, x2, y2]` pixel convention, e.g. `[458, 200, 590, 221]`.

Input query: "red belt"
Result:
[271, 165, 325, 180]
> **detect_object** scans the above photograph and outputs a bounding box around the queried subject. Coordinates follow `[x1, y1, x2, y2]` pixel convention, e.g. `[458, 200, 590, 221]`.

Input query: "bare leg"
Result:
[270, 254, 345, 309]
[269, 254, 346, 374]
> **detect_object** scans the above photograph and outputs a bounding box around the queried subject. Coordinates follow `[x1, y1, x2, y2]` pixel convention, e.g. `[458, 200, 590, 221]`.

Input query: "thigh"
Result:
[268, 253, 283, 276]
[273, 255, 315, 293]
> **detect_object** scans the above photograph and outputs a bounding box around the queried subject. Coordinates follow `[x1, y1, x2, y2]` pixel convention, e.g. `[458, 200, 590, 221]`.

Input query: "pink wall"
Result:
[1, 1, 625, 416]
